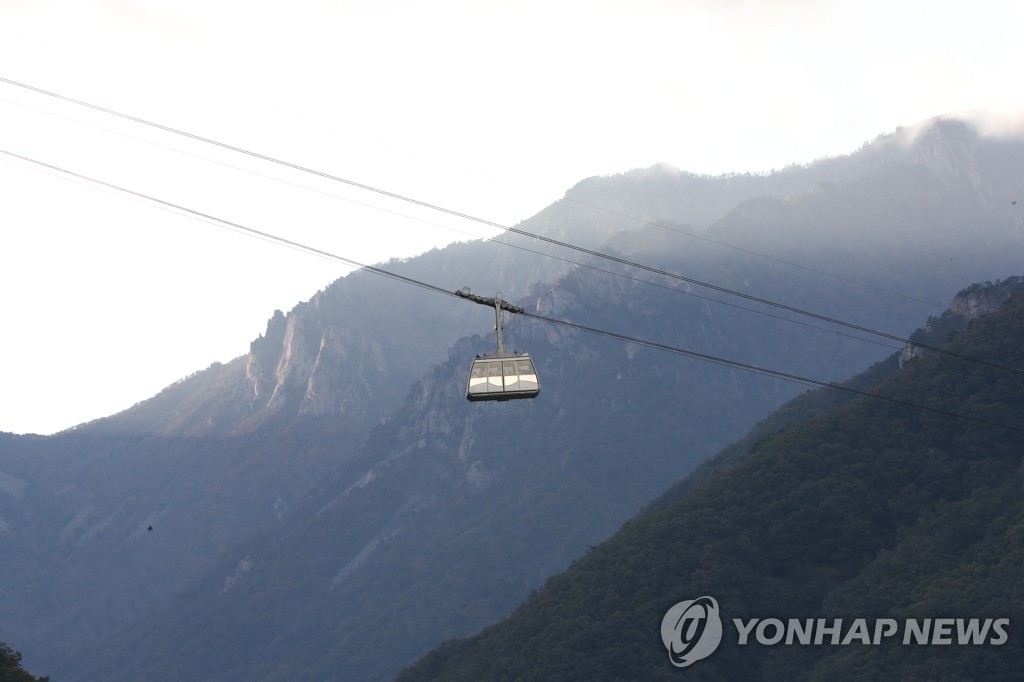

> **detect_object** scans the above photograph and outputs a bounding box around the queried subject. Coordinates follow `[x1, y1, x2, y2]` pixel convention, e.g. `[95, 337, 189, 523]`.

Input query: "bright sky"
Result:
[1, 0, 1022, 435]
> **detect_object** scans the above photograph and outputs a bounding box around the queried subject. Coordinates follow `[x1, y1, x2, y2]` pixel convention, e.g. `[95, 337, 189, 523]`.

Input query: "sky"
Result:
[1, 0, 1022, 435]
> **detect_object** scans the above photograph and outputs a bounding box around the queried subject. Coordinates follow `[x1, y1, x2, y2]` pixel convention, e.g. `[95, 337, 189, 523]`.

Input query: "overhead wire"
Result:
[0, 76, 940, 309]
[1, 146, 1020, 435]
[518, 311, 1024, 434]
[0, 87, 902, 353]
[0, 91, 500, 245]
[0, 144, 902, 356]
[553, 194, 944, 308]
[0, 77, 944, 304]
[0, 148, 457, 298]
[0, 75, 1019, 377]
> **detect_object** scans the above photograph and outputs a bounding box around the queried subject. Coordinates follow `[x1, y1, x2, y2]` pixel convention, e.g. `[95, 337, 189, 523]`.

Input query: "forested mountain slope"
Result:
[399, 285, 1024, 681]
[70, 259, 1024, 682]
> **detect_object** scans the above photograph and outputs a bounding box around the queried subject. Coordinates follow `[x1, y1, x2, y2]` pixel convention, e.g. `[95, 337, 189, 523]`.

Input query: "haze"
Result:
[1, 0, 1022, 434]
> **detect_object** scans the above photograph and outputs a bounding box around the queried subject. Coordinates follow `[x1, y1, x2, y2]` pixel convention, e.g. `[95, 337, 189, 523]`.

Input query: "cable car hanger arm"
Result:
[454, 287, 525, 314]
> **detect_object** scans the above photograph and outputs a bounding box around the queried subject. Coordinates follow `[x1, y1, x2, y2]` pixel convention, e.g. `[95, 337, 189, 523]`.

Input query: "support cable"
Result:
[1, 145, 1019, 434]
[0, 75, 978, 369]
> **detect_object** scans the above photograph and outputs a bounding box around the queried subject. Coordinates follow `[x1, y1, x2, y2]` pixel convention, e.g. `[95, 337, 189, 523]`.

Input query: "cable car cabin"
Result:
[466, 353, 540, 401]
[455, 287, 540, 402]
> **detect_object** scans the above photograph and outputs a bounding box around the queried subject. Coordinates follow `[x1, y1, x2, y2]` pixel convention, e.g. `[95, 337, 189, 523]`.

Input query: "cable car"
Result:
[467, 353, 540, 401]
[456, 287, 541, 402]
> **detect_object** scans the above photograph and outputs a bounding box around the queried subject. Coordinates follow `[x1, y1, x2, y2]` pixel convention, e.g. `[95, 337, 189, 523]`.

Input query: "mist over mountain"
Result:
[1, 115, 1023, 680]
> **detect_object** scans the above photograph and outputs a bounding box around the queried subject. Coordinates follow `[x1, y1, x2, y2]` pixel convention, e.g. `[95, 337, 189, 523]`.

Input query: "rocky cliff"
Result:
[949, 276, 1024, 319]
[901, 276, 1024, 369]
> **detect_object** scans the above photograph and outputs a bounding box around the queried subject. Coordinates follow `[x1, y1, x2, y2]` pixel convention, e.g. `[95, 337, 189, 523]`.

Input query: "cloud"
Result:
[952, 110, 1024, 139]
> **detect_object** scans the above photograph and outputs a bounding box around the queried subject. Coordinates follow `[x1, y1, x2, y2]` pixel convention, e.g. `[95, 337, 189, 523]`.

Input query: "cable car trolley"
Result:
[456, 287, 540, 402]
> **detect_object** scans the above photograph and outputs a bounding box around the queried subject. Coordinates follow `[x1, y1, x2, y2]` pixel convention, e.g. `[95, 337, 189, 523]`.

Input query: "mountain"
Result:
[397, 282, 1024, 682]
[2, 115, 1023, 679]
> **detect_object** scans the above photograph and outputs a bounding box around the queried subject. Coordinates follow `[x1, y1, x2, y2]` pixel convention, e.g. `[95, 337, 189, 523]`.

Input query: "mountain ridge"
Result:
[4, 114, 1024, 679]
[65, 113, 1024, 439]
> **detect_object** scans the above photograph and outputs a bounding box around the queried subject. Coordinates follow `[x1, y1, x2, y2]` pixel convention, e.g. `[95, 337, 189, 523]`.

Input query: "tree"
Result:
[0, 641, 49, 682]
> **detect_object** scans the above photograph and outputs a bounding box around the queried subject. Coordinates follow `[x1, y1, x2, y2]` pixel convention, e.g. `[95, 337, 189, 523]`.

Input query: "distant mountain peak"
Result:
[876, 112, 1024, 162]
[906, 117, 981, 180]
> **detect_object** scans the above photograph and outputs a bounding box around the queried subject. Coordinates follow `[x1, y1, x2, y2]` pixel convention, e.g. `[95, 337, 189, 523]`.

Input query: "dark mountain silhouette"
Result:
[1, 115, 1023, 680]
[397, 281, 1024, 682]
